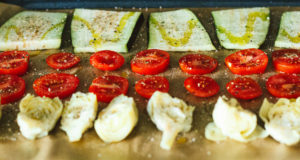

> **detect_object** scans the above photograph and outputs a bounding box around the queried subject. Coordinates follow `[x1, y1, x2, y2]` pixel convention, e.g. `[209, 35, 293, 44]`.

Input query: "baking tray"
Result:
[0, 2, 300, 160]
[4, 0, 300, 9]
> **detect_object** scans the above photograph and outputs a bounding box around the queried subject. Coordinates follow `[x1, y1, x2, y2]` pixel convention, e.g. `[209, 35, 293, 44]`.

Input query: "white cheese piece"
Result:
[94, 95, 138, 143]
[205, 96, 268, 142]
[17, 94, 63, 140]
[71, 9, 141, 53]
[275, 11, 300, 49]
[148, 9, 215, 51]
[60, 92, 98, 142]
[212, 7, 270, 49]
[147, 91, 195, 150]
[259, 98, 300, 145]
[0, 11, 67, 51]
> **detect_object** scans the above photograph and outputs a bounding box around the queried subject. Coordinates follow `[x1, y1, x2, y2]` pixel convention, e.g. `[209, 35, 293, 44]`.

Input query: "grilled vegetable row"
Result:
[0, 8, 299, 52]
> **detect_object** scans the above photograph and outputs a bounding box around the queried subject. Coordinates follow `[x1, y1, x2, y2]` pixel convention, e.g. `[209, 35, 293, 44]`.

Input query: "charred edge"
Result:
[127, 14, 144, 52]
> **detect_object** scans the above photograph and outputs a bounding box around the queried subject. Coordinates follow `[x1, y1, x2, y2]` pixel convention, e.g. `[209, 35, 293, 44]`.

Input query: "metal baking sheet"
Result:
[5, 0, 300, 9]
[0, 2, 300, 160]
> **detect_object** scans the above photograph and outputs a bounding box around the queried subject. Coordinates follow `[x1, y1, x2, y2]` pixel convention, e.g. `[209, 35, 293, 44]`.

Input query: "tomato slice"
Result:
[46, 52, 80, 70]
[272, 49, 300, 74]
[90, 50, 125, 71]
[225, 48, 268, 75]
[179, 54, 218, 75]
[184, 76, 220, 97]
[89, 75, 129, 103]
[0, 51, 29, 75]
[33, 73, 79, 99]
[135, 76, 169, 99]
[226, 77, 262, 100]
[266, 74, 300, 98]
[131, 49, 170, 75]
[0, 74, 25, 104]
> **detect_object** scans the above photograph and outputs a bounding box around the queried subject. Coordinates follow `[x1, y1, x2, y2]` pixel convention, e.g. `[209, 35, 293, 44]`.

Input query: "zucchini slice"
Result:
[0, 11, 67, 51]
[148, 9, 215, 51]
[212, 7, 270, 49]
[275, 11, 300, 49]
[71, 9, 141, 53]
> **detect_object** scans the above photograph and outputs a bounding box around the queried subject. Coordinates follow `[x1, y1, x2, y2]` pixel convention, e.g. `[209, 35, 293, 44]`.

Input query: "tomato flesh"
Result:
[225, 48, 268, 75]
[135, 76, 169, 99]
[0, 51, 29, 75]
[131, 49, 170, 75]
[266, 74, 300, 98]
[0, 75, 25, 104]
[46, 52, 80, 70]
[90, 50, 124, 71]
[226, 77, 262, 100]
[179, 54, 218, 75]
[33, 73, 79, 99]
[272, 49, 300, 74]
[184, 76, 220, 97]
[89, 75, 129, 103]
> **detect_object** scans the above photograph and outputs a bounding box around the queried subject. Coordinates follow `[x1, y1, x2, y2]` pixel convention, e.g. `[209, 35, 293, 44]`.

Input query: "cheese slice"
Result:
[0, 11, 67, 51]
[212, 7, 270, 49]
[60, 92, 98, 142]
[205, 96, 268, 142]
[148, 9, 215, 51]
[94, 95, 138, 143]
[275, 11, 300, 49]
[71, 9, 141, 53]
[17, 94, 63, 140]
[259, 98, 300, 145]
[147, 91, 195, 150]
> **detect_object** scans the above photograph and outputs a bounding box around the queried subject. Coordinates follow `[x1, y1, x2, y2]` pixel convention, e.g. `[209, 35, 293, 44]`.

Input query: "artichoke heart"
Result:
[259, 98, 300, 145]
[94, 95, 138, 143]
[147, 91, 195, 150]
[17, 94, 63, 140]
[205, 96, 268, 142]
[60, 92, 98, 142]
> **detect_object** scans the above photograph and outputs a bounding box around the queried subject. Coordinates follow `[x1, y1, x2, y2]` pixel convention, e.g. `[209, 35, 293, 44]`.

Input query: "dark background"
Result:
[2, 0, 300, 9]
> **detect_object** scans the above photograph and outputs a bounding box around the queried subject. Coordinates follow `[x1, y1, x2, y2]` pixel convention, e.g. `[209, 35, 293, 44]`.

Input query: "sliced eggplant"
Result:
[71, 9, 141, 53]
[275, 11, 300, 49]
[148, 9, 215, 51]
[0, 11, 67, 51]
[212, 7, 270, 49]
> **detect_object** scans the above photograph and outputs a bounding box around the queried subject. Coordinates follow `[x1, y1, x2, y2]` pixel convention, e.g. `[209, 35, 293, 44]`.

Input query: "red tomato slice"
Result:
[33, 73, 79, 99]
[226, 77, 262, 100]
[46, 52, 80, 70]
[0, 51, 29, 75]
[184, 76, 220, 97]
[0, 74, 25, 104]
[225, 48, 268, 75]
[135, 76, 169, 99]
[272, 49, 300, 74]
[90, 50, 125, 71]
[89, 75, 129, 103]
[266, 74, 300, 98]
[131, 49, 170, 75]
[179, 54, 218, 75]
